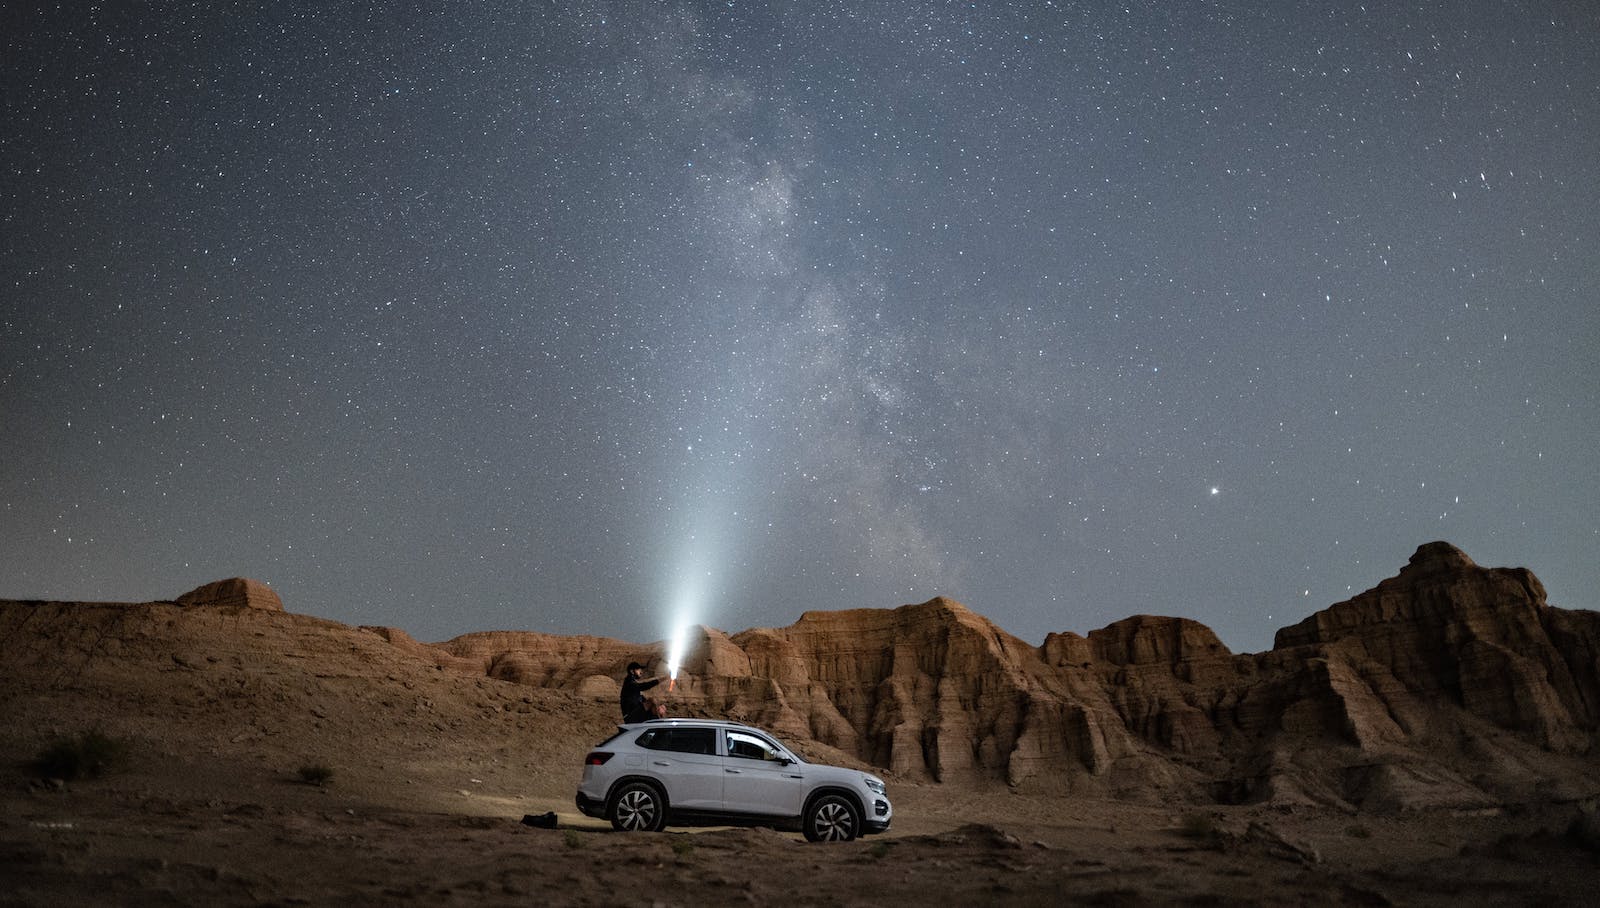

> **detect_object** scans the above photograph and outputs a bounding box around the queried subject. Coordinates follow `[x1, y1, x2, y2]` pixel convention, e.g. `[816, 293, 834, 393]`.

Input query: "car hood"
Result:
[799, 763, 880, 787]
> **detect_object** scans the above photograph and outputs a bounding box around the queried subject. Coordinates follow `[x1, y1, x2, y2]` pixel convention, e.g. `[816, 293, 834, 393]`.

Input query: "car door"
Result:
[720, 729, 805, 817]
[636, 727, 722, 810]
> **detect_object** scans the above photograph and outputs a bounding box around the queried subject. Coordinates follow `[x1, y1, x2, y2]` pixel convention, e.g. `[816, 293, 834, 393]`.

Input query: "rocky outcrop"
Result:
[411, 541, 1600, 810]
[4, 543, 1594, 812]
[1274, 541, 1596, 756]
[722, 600, 1061, 784]
[175, 578, 284, 612]
[434, 630, 645, 688]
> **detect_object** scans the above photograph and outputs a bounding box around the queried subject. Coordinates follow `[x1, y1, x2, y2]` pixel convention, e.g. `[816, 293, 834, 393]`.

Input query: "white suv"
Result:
[575, 719, 892, 842]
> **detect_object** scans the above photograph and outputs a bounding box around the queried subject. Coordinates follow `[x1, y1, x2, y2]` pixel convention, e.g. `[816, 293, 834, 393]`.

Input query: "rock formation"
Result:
[2, 543, 1596, 813]
[399, 541, 1600, 809]
[175, 577, 285, 612]
[1271, 542, 1594, 757]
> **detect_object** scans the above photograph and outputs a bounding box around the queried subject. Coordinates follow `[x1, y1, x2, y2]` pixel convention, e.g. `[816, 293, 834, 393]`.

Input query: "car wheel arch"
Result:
[607, 775, 669, 808]
[803, 786, 864, 818]
[607, 776, 670, 832]
[802, 787, 867, 843]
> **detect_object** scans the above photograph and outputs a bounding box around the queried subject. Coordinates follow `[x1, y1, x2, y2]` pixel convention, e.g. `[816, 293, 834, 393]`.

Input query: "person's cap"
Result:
[627, 661, 644, 672]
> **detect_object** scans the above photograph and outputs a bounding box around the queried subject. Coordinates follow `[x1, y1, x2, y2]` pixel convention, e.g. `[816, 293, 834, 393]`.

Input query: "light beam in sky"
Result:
[662, 516, 722, 690]
[664, 571, 702, 691]
[665, 616, 688, 691]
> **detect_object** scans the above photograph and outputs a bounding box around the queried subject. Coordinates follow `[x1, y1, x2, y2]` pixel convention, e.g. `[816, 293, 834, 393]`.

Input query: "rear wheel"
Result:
[609, 781, 667, 832]
[803, 793, 860, 842]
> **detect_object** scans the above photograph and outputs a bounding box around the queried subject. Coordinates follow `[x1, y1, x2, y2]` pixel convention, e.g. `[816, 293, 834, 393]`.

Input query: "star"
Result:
[0, 1, 1592, 655]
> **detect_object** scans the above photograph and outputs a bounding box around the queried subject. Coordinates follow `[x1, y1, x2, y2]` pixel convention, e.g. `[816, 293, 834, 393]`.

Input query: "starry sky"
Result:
[4, 2, 1597, 654]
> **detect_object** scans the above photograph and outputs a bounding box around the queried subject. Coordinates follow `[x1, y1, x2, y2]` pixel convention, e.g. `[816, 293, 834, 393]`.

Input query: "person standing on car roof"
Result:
[620, 661, 663, 723]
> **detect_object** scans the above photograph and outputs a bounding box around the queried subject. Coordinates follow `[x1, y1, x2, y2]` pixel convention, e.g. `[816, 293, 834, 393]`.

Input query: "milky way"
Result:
[4, 2, 1596, 652]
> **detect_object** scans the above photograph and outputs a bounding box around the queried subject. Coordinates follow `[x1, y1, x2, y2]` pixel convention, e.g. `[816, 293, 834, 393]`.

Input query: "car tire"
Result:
[608, 781, 667, 832]
[803, 793, 860, 842]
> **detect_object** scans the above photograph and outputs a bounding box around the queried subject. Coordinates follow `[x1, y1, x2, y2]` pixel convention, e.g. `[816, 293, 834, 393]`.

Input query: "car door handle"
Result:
[725, 768, 742, 774]
[653, 761, 671, 766]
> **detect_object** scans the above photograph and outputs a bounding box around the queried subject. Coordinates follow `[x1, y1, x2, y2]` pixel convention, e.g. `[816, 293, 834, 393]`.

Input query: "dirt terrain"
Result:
[2, 578, 1597, 905]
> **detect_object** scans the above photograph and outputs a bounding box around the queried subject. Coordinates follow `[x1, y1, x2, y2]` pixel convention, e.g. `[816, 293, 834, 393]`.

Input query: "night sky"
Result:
[4, 2, 1596, 654]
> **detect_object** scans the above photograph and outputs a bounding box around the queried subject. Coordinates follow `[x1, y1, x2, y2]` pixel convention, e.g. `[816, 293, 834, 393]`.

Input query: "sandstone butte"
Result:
[5, 541, 1597, 812]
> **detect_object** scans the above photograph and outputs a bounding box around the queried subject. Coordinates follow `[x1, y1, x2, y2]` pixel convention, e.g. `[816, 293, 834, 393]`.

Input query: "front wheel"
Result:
[609, 782, 667, 832]
[803, 793, 860, 842]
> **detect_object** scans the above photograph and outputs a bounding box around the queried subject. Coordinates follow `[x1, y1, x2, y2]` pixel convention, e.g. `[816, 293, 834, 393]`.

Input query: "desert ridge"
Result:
[373, 541, 1600, 810]
[3, 541, 1600, 905]
[6, 541, 1597, 812]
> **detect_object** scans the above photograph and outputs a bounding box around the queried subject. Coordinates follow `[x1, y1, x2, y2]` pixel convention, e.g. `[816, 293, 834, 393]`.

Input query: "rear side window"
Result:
[636, 727, 716, 755]
[667, 728, 715, 754]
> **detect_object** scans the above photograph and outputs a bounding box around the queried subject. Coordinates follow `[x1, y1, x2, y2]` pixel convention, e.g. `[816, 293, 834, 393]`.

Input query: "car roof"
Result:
[620, 718, 768, 733]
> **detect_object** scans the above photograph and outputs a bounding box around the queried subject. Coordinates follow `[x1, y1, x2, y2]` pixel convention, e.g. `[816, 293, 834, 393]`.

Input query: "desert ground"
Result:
[2, 594, 1597, 906]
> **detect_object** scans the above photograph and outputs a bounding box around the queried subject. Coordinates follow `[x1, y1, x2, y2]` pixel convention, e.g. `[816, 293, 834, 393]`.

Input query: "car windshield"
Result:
[770, 734, 807, 764]
[763, 731, 806, 763]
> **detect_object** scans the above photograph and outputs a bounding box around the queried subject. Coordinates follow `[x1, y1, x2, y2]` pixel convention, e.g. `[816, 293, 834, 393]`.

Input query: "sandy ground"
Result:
[2, 602, 1597, 905]
[6, 712, 1596, 906]
[5, 769, 1597, 906]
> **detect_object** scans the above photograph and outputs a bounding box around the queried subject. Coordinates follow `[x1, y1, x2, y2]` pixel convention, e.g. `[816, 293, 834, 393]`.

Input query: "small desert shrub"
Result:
[563, 830, 585, 849]
[670, 838, 695, 857]
[869, 841, 892, 859]
[1178, 811, 1219, 842]
[297, 764, 334, 786]
[31, 729, 129, 781]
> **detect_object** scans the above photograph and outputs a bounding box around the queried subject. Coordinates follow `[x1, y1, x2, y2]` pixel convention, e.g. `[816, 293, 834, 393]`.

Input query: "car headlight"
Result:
[864, 776, 885, 795]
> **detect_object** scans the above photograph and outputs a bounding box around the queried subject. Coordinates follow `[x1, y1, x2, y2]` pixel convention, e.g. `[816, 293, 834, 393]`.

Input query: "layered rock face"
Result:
[6, 544, 1593, 811]
[175, 578, 285, 612]
[1269, 542, 1594, 755]
[409, 542, 1600, 809]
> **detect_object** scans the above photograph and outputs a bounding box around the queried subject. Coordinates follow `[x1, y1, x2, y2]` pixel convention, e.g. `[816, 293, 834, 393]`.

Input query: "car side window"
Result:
[633, 728, 715, 754]
[725, 730, 783, 761]
[666, 728, 715, 755]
